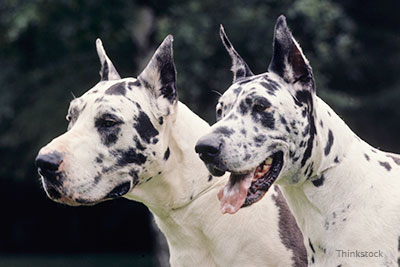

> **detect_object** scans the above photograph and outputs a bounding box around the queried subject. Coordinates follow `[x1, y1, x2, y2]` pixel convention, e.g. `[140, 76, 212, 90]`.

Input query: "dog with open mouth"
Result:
[196, 15, 400, 266]
[35, 35, 307, 266]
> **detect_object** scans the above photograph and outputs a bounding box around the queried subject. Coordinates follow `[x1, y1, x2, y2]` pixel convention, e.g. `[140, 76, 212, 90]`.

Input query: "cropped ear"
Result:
[220, 25, 254, 83]
[138, 35, 177, 116]
[96, 38, 121, 81]
[268, 15, 314, 91]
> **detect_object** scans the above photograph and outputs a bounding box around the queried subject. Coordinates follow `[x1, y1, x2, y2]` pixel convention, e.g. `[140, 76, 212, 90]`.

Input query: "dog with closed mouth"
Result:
[196, 16, 400, 266]
[35, 35, 306, 266]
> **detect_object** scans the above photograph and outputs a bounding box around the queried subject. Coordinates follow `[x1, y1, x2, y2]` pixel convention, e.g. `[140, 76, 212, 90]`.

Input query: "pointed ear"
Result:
[138, 35, 177, 115]
[219, 25, 254, 83]
[268, 15, 314, 91]
[96, 38, 121, 81]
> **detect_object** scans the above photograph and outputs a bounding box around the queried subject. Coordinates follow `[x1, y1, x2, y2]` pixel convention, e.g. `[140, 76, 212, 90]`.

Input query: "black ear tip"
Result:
[275, 14, 288, 29]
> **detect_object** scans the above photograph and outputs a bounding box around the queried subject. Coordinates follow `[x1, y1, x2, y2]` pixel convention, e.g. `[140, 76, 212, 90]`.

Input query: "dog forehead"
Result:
[222, 73, 283, 108]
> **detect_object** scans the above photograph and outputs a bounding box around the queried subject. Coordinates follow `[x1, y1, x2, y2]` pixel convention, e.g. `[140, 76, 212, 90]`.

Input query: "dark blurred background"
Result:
[0, 0, 399, 266]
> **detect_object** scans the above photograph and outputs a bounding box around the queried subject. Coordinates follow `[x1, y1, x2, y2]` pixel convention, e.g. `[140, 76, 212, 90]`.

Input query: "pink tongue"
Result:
[218, 172, 253, 214]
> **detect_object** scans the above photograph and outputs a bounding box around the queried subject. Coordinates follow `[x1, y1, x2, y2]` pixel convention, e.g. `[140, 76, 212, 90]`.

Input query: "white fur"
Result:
[127, 101, 297, 266]
[279, 97, 400, 266]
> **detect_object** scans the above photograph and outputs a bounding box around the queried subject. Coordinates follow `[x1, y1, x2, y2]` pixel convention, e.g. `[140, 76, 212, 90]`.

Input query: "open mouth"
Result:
[218, 151, 284, 214]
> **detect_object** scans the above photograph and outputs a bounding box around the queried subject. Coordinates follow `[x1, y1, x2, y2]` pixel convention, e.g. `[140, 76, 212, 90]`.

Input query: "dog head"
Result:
[35, 36, 178, 205]
[195, 16, 316, 213]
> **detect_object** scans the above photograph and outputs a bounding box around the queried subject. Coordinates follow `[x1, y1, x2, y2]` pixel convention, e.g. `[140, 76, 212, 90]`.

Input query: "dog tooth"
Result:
[265, 157, 273, 165]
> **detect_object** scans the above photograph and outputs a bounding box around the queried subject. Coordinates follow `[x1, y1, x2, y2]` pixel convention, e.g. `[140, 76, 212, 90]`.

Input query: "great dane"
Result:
[35, 35, 306, 266]
[196, 15, 400, 266]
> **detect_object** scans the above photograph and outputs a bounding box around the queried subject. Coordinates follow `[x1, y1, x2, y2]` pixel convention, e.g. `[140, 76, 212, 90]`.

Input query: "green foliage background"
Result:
[0, 0, 399, 263]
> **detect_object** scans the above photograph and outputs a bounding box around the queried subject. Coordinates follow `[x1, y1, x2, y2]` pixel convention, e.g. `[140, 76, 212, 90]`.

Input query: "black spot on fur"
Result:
[272, 186, 308, 266]
[152, 138, 159, 144]
[114, 148, 147, 166]
[280, 116, 287, 125]
[106, 82, 126, 96]
[214, 126, 234, 137]
[254, 134, 267, 147]
[309, 238, 315, 253]
[208, 175, 213, 182]
[312, 175, 325, 187]
[334, 156, 339, 163]
[163, 147, 170, 161]
[324, 130, 334, 156]
[243, 154, 251, 160]
[319, 120, 323, 128]
[134, 136, 146, 151]
[379, 161, 392, 171]
[158, 117, 164, 125]
[129, 80, 141, 88]
[387, 154, 400, 166]
[134, 109, 159, 144]
[239, 99, 249, 115]
[95, 114, 123, 146]
[364, 153, 370, 161]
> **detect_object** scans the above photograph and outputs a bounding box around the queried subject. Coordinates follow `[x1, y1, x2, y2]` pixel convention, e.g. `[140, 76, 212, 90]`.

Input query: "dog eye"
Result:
[216, 108, 222, 119]
[100, 119, 119, 128]
[253, 103, 266, 112]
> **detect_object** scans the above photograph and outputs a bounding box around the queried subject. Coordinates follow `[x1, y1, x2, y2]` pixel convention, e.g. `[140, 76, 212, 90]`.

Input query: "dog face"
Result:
[196, 16, 316, 213]
[35, 36, 178, 205]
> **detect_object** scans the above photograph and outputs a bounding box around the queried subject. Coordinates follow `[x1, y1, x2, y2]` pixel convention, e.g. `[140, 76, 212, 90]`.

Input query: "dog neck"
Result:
[279, 96, 400, 263]
[126, 102, 218, 218]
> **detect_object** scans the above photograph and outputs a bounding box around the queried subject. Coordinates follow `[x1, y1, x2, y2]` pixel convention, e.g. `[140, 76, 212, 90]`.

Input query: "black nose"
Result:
[35, 152, 64, 183]
[195, 135, 222, 163]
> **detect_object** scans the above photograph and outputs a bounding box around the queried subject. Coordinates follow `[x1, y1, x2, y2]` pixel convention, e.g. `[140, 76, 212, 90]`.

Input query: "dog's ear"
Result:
[268, 15, 314, 91]
[138, 35, 177, 116]
[220, 25, 254, 83]
[96, 38, 121, 81]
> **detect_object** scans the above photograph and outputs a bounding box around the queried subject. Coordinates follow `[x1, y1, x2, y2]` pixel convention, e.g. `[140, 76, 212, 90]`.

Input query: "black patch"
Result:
[312, 175, 325, 187]
[364, 153, 370, 161]
[324, 130, 334, 156]
[140, 79, 151, 89]
[105, 82, 127, 96]
[93, 173, 101, 185]
[95, 114, 123, 147]
[239, 99, 249, 115]
[227, 113, 238, 120]
[295, 90, 316, 168]
[101, 60, 109, 81]
[254, 134, 267, 147]
[260, 81, 277, 95]
[308, 238, 315, 253]
[134, 136, 146, 151]
[387, 154, 400, 166]
[128, 80, 141, 88]
[280, 116, 287, 125]
[134, 109, 159, 144]
[94, 97, 105, 103]
[158, 117, 164, 125]
[251, 109, 275, 129]
[163, 147, 170, 161]
[240, 128, 247, 136]
[272, 186, 308, 266]
[114, 148, 147, 166]
[95, 156, 103, 163]
[152, 138, 159, 144]
[319, 120, 323, 128]
[311, 255, 314, 264]
[243, 154, 251, 160]
[334, 156, 339, 163]
[214, 126, 234, 137]
[208, 175, 213, 182]
[379, 161, 392, 171]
